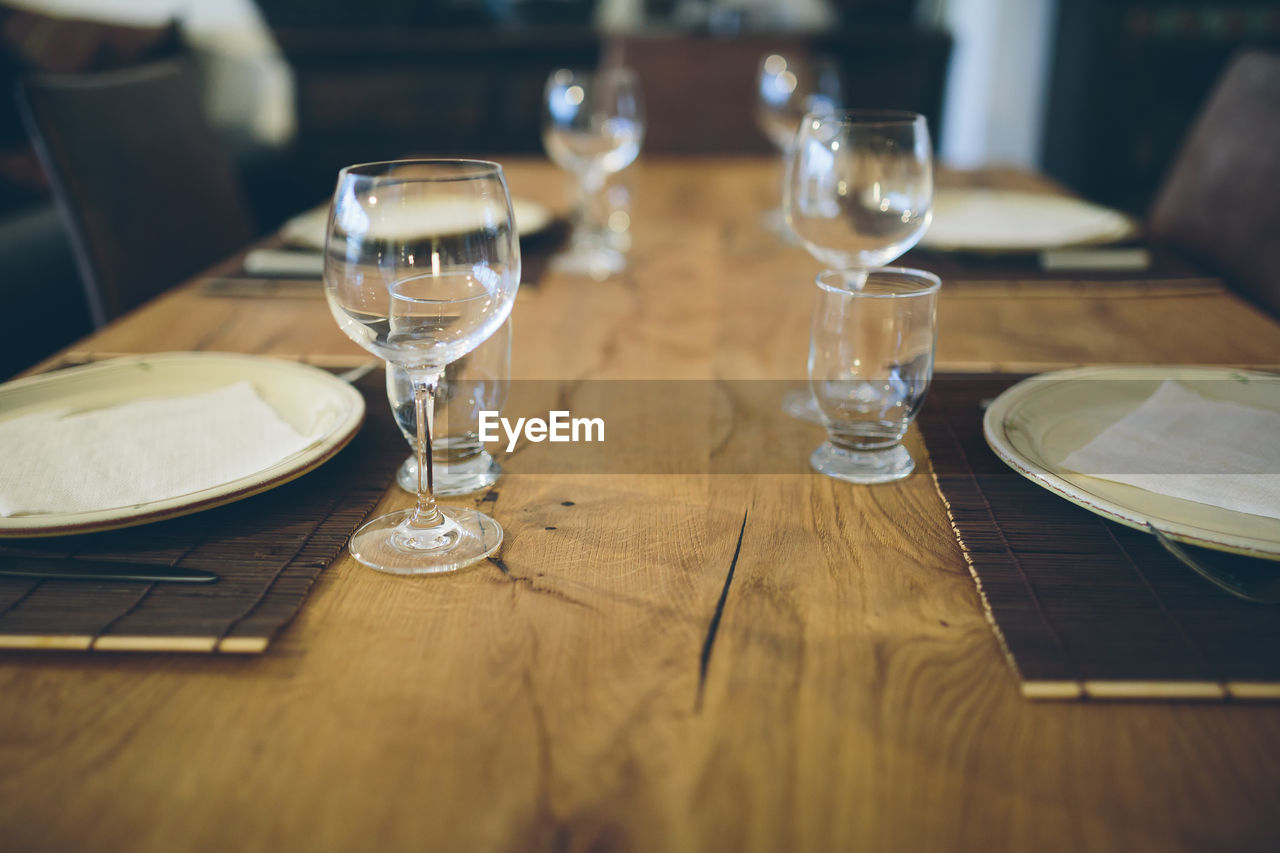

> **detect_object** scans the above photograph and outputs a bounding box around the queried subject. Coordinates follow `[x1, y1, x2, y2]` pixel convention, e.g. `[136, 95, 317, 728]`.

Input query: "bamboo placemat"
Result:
[919, 374, 1280, 701]
[0, 370, 402, 653]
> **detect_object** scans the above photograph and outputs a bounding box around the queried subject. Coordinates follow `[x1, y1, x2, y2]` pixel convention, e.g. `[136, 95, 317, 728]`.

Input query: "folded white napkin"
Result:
[922, 189, 1133, 251]
[0, 381, 320, 516]
[1061, 379, 1280, 520]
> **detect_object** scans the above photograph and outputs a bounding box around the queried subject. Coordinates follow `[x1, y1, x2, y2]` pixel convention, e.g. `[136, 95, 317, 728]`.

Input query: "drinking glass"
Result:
[784, 109, 933, 420]
[809, 267, 939, 484]
[754, 52, 841, 237]
[542, 66, 645, 279]
[387, 318, 510, 496]
[324, 160, 520, 574]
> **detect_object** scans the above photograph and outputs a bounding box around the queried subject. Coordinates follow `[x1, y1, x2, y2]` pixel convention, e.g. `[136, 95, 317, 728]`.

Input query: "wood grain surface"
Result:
[2, 158, 1279, 852]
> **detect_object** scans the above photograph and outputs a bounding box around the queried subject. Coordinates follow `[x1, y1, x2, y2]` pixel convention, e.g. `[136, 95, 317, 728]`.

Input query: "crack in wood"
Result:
[706, 378, 739, 461]
[696, 508, 749, 712]
[520, 642, 565, 846]
[487, 557, 596, 610]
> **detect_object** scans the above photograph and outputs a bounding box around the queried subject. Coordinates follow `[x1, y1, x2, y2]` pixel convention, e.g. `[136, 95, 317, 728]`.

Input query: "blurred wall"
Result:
[924, 0, 1057, 170]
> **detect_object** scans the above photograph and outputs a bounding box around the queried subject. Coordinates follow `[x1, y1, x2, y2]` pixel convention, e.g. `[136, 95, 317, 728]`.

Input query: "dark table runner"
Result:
[0, 371, 403, 653]
[919, 375, 1280, 701]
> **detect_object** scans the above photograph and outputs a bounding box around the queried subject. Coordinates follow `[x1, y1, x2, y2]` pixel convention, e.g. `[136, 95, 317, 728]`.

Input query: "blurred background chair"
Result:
[0, 2, 185, 377]
[1147, 49, 1280, 318]
[18, 59, 257, 328]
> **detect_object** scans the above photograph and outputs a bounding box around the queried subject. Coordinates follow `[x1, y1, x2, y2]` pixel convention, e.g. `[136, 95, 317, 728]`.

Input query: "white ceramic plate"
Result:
[983, 365, 1280, 559]
[0, 353, 365, 537]
[279, 197, 554, 250]
[920, 188, 1137, 253]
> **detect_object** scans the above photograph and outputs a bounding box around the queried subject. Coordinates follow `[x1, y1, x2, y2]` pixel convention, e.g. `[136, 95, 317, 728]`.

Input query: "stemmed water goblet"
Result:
[754, 52, 842, 238]
[324, 160, 520, 574]
[783, 109, 934, 421]
[542, 66, 645, 279]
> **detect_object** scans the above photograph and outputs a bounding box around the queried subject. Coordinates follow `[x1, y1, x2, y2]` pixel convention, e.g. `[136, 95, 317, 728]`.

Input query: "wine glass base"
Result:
[810, 441, 914, 484]
[782, 388, 825, 424]
[348, 506, 503, 575]
[551, 245, 627, 281]
[396, 452, 501, 496]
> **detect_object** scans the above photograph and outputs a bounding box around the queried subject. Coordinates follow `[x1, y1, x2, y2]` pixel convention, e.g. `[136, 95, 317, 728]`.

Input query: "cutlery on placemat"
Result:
[1147, 524, 1280, 604]
[242, 248, 324, 277]
[0, 557, 218, 584]
[1039, 247, 1151, 272]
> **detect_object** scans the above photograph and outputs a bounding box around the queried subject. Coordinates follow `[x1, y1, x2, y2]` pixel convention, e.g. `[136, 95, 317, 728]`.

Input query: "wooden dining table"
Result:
[2, 157, 1279, 852]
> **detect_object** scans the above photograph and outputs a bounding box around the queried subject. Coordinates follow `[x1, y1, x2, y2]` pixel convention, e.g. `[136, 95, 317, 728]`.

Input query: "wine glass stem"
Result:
[775, 152, 787, 209]
[576, 168, 608, 242]
[843, 268, 870, 290]
[409, 368, 444, 529]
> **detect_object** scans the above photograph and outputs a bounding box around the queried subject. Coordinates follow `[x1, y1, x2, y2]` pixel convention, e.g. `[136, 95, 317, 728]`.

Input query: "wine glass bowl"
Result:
[755, 52, 842, 238]
[324, 159, 520, 574]
[542, 67, 645, 278]
[543, 72, 642, 174]
[786, 109, 933, 271]
[754, 52, 842, 153]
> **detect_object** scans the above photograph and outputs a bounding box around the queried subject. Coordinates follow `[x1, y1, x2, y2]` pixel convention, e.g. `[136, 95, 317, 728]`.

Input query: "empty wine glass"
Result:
[324, 160, 520, 574]
[783, 109, 933, 421]
[754, 52, 841, 238]
[542, 66, 645, 279]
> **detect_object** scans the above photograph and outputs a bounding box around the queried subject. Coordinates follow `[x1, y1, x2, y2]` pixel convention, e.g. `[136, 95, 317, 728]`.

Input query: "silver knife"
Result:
[0, 557, 218, 584]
